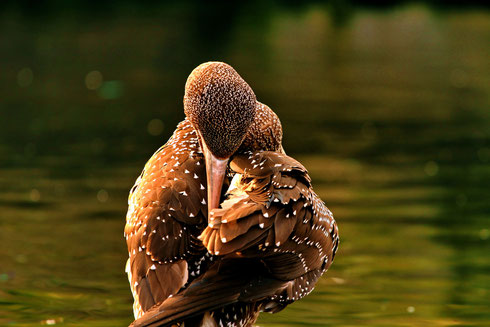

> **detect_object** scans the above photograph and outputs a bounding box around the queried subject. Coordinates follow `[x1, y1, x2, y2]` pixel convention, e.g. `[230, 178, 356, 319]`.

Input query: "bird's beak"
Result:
[199, 135, 229, 217]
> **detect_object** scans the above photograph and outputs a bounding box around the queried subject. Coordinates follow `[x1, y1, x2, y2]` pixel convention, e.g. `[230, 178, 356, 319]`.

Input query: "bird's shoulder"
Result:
[126, 119, 207, 231]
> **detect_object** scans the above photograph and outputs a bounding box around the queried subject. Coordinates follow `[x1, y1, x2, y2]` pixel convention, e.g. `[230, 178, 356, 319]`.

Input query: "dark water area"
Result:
[0, 2, 489, 326]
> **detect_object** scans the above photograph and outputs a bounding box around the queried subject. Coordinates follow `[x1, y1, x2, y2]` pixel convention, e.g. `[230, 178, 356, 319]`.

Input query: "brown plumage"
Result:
[184, 62, 256, 159]
[130, 151, 339, 327]
[204, 150, 338, 271]
[124, 119, 211, 319]
[238, 102, 283, 154]
[125, 62, 339, 327]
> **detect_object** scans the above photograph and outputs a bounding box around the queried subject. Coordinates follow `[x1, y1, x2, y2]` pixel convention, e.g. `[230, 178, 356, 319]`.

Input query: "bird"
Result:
[124, 62, 339, 327]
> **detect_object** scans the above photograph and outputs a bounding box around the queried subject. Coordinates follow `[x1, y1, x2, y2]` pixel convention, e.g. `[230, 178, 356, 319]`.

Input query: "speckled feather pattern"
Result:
[126, 62, 339, 327]
[130, 150, 339, 327]
[184, 62, 257, 158]
[203, 150, 339, 305]
[238, 102, 282, 153]
[125, 119, 214, 319]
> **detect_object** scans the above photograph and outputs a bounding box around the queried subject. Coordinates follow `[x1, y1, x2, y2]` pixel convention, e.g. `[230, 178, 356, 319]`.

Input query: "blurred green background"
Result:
[0, 1, 489, 326]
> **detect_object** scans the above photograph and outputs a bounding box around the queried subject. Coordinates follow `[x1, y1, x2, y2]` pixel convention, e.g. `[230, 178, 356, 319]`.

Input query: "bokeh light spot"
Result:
[97, 189, 109, 203]
[17, 67, 33, 87]
[424, 161, 439, 176]
[15, 254, 27, 263]
[406, 306, 415, 313]
[147, 119, 164, 136]
[85, 70, 103, 90]
[41, 317, 64, 325]
[30, 189, 41, 202]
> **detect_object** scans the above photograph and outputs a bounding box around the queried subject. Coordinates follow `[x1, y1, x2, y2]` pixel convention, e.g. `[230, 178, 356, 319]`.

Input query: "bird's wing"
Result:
[124, 120, 208, 318]
[201, 150, 339, 282]
[129, 150, 339, 326]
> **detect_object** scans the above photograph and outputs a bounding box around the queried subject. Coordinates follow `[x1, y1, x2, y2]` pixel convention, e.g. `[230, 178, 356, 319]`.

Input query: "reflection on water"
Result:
[0, 3, 489, 326]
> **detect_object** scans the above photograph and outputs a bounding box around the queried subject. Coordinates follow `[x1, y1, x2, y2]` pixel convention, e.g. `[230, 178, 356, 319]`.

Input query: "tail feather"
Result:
[130, 259, 287, 327]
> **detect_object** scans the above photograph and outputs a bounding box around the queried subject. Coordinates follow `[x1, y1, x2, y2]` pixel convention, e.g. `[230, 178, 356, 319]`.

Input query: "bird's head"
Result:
[239, 101, 284, 154]
[184, 62, 257, 214]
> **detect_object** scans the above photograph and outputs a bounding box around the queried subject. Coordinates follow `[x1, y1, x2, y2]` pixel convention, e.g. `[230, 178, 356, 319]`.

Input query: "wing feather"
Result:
[124, 120, 208, 318]
[201, 151, 338, 285]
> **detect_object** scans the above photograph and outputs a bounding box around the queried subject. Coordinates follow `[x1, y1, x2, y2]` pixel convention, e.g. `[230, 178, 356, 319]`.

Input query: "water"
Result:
[1, 2, 489, 326]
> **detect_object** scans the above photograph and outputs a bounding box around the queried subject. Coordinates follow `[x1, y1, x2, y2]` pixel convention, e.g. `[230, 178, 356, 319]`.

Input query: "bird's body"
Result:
[125, 62, 339, 327]
[130, 151, 339, 327]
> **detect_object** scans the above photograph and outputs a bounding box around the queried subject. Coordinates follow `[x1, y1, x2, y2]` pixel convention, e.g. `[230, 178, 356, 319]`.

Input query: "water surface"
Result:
[0, 3, 489, 326]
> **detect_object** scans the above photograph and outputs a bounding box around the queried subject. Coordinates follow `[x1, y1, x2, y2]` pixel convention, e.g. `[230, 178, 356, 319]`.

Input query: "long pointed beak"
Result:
[201, 139, 229, 217]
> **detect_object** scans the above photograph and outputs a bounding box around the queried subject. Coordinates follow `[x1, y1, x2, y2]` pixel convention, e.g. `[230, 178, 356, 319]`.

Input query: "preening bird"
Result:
[125, 62, 339, 327]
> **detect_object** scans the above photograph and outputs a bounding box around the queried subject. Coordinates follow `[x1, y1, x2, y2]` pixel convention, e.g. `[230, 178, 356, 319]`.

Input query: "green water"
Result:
[1, 3, 489, 326]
